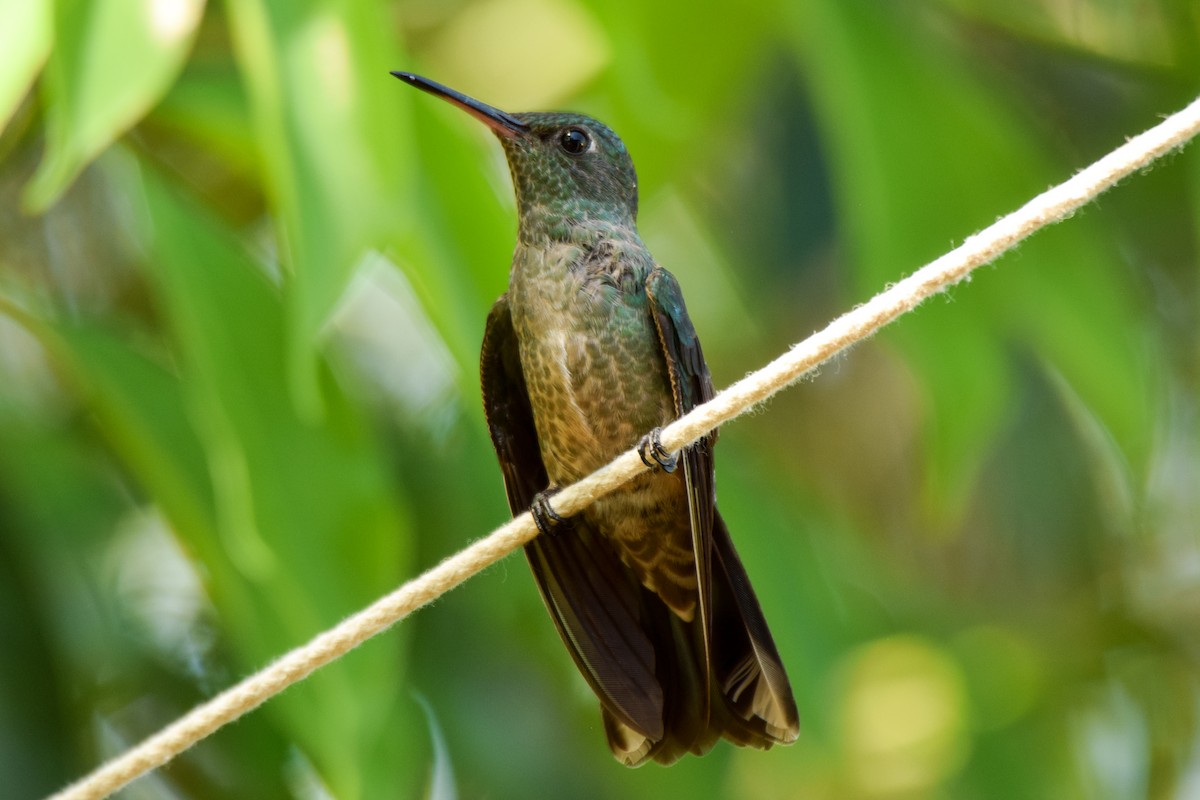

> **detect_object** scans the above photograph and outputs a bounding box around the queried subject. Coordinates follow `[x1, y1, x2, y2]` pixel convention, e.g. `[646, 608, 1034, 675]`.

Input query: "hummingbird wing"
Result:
[480, 295, 665, 741]
[480, 296, 546, 510]
[643, 266, 717, 712]
[644, 267, 800, 754]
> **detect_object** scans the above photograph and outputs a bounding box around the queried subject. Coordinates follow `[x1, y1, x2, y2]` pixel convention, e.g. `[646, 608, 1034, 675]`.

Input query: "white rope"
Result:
[48, 94, 1200, 800]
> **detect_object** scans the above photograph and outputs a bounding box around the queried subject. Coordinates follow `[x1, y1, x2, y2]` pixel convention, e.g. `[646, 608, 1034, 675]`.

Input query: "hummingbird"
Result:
[394, 72, 799, 766]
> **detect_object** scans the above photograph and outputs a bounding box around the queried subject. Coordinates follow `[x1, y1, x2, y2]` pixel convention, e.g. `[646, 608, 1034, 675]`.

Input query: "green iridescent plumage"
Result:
[396, 72, 799, 766]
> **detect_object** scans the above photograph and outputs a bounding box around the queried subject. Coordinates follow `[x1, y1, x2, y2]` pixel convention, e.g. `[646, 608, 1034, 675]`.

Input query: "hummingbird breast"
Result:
[508, 231, 700, 618]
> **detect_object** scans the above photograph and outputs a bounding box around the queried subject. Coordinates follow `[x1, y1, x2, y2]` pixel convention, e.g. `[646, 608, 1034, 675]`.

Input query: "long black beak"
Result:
[391, 72, 528, 138]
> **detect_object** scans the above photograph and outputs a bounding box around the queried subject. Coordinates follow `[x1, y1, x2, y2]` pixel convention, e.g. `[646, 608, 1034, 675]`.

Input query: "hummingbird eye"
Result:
[558, 127, 591, 155]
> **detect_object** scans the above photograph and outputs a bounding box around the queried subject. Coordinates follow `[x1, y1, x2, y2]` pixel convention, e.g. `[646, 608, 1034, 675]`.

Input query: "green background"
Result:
[1, 0, 1198, 797]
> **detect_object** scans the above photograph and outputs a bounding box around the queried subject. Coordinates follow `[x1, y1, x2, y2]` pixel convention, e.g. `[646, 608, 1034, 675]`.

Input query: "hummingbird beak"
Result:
[391, 72, 528, 138]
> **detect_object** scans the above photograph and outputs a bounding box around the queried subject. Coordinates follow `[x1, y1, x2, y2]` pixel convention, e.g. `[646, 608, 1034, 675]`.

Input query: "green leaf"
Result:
[23, 0, 205, 211]
[126, 163, 421, 798]
[0, 308, 297, 795]
[50, 322, 217, 542]
[0, 292, 222, 607]
[790, 0, 1153, 525]
[224, 0, 415, 417]
[582, 0, 776, 179]
[0, 0, 52, 136]
[149, 61, 258, 177]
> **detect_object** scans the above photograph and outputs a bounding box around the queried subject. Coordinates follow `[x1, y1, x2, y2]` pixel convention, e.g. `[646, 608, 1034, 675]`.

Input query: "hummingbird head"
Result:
[394, 72, 639, 240]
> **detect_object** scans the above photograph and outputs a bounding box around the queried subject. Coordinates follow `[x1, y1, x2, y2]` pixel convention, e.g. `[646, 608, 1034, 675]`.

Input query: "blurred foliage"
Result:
[1, 0, 1198, 798]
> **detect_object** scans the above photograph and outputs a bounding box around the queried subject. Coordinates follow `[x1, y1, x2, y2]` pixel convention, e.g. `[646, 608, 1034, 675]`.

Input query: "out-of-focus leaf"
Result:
[224, 0, 414, 416]
[0, 422, 106, 799]
[791, 0, 1153, 526]
[23, 0, 206, 210]
[0, 292, 223, 618]
[48, 322, 217, 543]
[581, 0, 776, 181]
[422, 0, 609, 110]
[939, 0, 1195, 70]
[0, 381, 295, 796]
[0, 0, 52, 136]
[126, 164, 419, 798]
[149, 62, 257, 178]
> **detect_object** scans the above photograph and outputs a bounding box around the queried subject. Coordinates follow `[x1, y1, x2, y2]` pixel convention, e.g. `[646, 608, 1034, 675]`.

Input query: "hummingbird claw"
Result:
[530, 487, 565, 536]
[637, 427, 678, 474]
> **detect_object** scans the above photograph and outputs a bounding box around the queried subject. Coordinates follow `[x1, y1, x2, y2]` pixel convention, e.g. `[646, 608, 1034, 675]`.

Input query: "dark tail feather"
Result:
[605, 511, 799, 766]
[706, 511, 799, 747]
[601, 582, 710, 765]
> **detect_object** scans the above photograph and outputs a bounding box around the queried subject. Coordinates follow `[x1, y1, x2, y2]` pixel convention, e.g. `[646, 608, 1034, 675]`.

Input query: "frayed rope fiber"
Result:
[49, 94, 1200, 800]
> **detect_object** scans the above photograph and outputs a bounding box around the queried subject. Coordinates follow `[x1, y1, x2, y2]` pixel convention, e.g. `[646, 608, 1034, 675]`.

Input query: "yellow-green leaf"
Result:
[23, 0, 205, 210]
[0, 0, 52, 136]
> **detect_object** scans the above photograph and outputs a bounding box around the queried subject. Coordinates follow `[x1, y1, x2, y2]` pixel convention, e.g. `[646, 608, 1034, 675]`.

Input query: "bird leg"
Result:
[530, 487, 565, 536]
[637, 427, 678, 474]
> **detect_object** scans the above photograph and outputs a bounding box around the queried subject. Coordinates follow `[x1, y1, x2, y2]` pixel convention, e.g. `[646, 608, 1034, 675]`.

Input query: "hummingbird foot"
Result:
[637, 427, 678, 474]
[530, 487, 566, 536]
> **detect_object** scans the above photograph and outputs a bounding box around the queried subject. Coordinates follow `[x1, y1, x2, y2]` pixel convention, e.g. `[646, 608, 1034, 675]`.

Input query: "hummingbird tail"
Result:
[704, 511, 800, 748]
[598, 511, 800, 766]
[522, 503, 798, 766]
